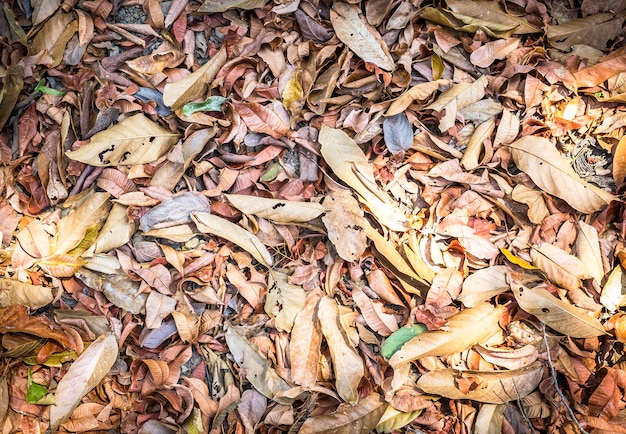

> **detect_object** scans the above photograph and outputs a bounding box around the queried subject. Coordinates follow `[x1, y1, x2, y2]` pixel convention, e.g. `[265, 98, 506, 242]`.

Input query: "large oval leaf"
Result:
[50, 333, 118, 431]
[509, 136, 615, 213]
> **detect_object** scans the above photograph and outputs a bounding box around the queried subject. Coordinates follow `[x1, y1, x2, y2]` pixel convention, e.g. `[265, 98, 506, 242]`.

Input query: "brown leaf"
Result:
[290, 290, 323, 388]
[330, 2, 395, 71]
[298, 393, 387, 434]
[322, 189, 368, 262]
[231, 101, 290, 139]
[0, 305, 77, 351]
[417, 361, 544, 403]
[470, 38, 519, 68]
[547, 13, 625, 52]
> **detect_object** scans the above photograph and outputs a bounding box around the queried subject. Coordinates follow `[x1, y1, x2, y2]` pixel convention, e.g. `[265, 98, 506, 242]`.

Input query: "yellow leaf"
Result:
[499, 247, 537, 270]
[38, 254, 86, 278]
[281, 70, 304, 115]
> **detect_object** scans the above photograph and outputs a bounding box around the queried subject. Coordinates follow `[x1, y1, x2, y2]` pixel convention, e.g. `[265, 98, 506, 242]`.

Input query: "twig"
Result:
[542, 324, 590, 434]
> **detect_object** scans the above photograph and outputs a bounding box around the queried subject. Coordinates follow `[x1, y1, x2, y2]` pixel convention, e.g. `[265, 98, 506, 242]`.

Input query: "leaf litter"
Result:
[2, 0, 626, 433]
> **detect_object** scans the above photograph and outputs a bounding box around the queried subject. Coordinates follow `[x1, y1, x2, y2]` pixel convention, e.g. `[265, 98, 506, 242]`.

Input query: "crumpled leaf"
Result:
[319, 126, 408, 232]
[139, 192, 210, 232]
[352, 285, 398, 336]
[197, 0, 268, 13]
[317, 296, 364, 404]
[298, 393, 386, 434]
[49, 333, 118, 431]
[66, 114, 179, 166]
[546, 13, 625, 51]
[383, 113, 413, 154]
[224, 323, 290, 401]
[389, 303, 505, 367]
[265, 270, 306, 332]
[493, 109, 520, 146]
[226, 194, 324, 224]
[511, 184, 550, 224]
[191, 212, 273, 267]
[330, 2, 395, 71]
[163, 47, 227, 110]
[417, 361, 544, 403]
[511, 283, 606, 338]
[509, 135, 615, 213]
[0, 305, 78, 350]
[530, 243, 588, 291]
[322, 189, 368, 262]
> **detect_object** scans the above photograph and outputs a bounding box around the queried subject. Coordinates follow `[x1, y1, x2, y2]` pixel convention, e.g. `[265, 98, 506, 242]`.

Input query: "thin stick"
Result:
[542, 324, 589, 434]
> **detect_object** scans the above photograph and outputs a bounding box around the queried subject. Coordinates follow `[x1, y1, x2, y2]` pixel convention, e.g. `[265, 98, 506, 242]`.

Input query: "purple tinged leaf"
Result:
[383, 113, 413, 154]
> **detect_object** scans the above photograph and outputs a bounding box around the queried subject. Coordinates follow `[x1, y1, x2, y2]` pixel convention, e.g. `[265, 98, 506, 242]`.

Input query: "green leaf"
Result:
[381, 324, 427, 359]
[35, 79, 64, 96]
[181, 96, 229, 117]
[26, 370, 56, 405]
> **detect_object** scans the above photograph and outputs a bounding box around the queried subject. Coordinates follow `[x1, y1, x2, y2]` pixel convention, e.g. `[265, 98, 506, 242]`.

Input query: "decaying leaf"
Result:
[226, 194, 324, 223]
[75, 269, 147, 315]
[546, 13, 625, 51]
[197, 0, 268, 13]
[530, 243, 588, 291]
[389, 303, 505, 367]
[322, 189, 368, 262]
[66, 114, 179, 166]
[265, 270, 306, 332]
[49, 333, 118, 431]
[330, 2, 395, 71]
[417, 361, 544, 403]
[509, 136, 615, 213]
[425, 75, 488, 131]
[601, 266, 626, 312]
[386, 79, 449, 116]
[511, 283, 606, 338]
[0, 278, 54, 309]
[470, 38, 519, 68]
[191, 212, 273, 267]
[224, 323, 290, 401]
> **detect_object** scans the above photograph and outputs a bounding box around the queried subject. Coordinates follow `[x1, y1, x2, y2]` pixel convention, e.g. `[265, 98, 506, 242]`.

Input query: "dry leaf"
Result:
[389, 303, 505, 367]
[322, 189, 368, 262]
[511, 184, 550, 224]
[458, 266, 509, 308]
[231, 101, 290, 139]
[75, 269, 147, 315]
[511, 283, 606, 338]
[290, 291, 322, 388]
[49, 333, 118, 431]
[298, 393, 386, 434]
[163, 47, 227, 110]
[0, 278, 54, 309]
[330, 2, 395, 71]
[319, 126, 408, 232]
[94, 203, 136, 253]
[197, 0, 269, 13]
[470, 38, 519, 68]
[445, 0, 540, 35]
[265, 270, 306, 332]
[530, 243, 588, 291]
[66, 114, 179, 166]
[145, 292, 177, 329]
[224, 323, 291, 401]
[317, 296, 364, 404]
[425, 75, 488, 131]
[417, 361, 544, 403]
[352, 285, 398, 336]
[509, 135, 615, 214]
[225, 194, 324, 223]
[546, 13, 624, 51]
[601, 266, 626, 312]
[191, 212, 273, 267]
[386, 79, 449, 116]
[574, 221, 604, 284]
[383, 113, 413, 154]
[493, 109, 520, 146]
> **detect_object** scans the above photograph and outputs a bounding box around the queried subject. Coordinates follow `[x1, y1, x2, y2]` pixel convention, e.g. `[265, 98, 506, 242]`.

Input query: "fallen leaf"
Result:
[265, 270, 306, 332]
[375, 406, 423, 433]
[225, 194, 324, 223]
[574, 221, 604, 284]
[197, 0, 268, 13]
[474, 404, 505, 434]
[546, 13, 624, 51]
[0, 278, 54, 309]
[530, 243, 588, 291]
[381, 324, 427, 359]
[319, 126, 408, 232]
[290, 291, 323, 388]
[386, 79, 449, 116]
[352, 285, 398, 336]
[224, 323, 291, 401]
[330, 2, 395, 71]
[389, 303, 505, 367]
[75, 269, 147, 315]
[383, 113, 413, 154]
[322, 189, 368, 262]
[601, 266, 626, 312]
[470, 38, 519, 68]
[317, 296, 364, 404]
[509, 135, 615, 213]
[191, 212, 273, 267]
[417, 361, 544, 403]
[49, 333, 118, 431]
[66, 114, 180, 166]
[511, 185, 550, 224]
[511, 283, 606, 338]
[298, 392, 386, 434]
[231, 101, 290, 139]
[493, 109, 520, 146]
[163, 47, 227, 110]
[425, 75, 488, 131]
[139, 193, 210, 233]
[0, 65, 23, 131]
[458, 266, 509, 308]
[445, 0, 540, 35]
